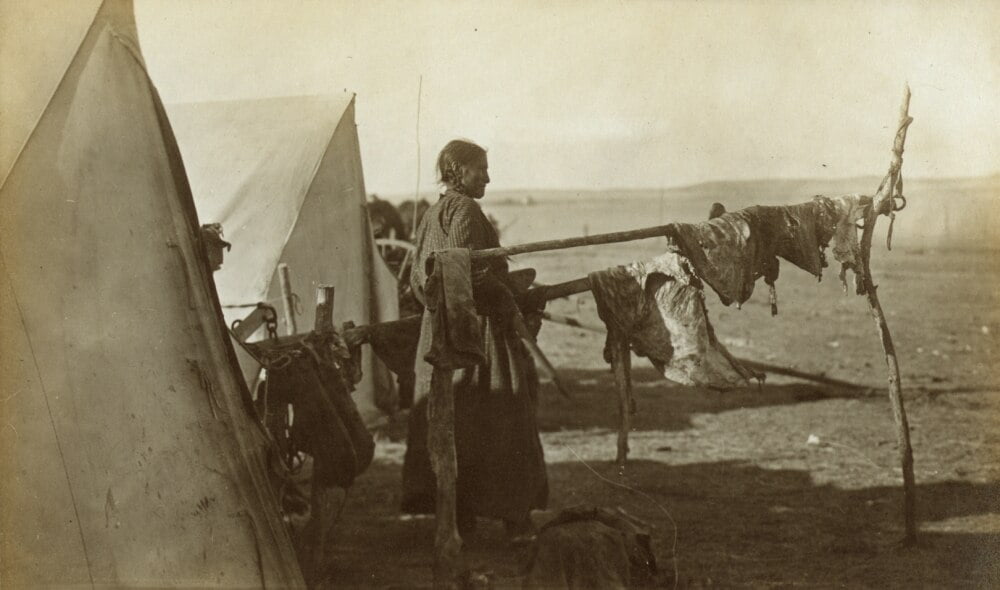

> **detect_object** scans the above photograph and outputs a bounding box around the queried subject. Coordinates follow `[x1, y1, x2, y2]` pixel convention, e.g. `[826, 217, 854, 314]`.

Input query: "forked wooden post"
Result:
[416, 89, 920, 576]
[278, 263, 298, 336]
[302, 284, 341, 584]
[860, 84, 917, 544]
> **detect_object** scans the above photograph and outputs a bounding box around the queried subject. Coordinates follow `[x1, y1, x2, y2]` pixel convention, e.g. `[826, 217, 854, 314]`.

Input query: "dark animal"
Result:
[396, 198, 431, 240]
[367, 195, 408, 241]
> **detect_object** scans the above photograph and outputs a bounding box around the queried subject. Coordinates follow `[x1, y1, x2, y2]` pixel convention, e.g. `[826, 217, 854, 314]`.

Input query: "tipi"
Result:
[0, 1, 305, 586]
[168, 94, 400, 423]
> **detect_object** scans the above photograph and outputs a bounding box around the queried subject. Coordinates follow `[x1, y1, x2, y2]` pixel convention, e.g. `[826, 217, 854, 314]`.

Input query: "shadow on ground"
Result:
[322, 457, 1000, 589]
[534, 366, 873, 434]
[376, 367, 994, 444]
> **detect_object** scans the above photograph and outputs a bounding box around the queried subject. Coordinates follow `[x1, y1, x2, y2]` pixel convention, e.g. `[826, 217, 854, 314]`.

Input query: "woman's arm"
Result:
[443, 198, 518, 318]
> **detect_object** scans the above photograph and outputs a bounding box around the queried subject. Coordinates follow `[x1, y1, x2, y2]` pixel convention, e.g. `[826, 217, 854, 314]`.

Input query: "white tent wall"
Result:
[0, 0, 304, 586]
[169, 95, 401, 425]
[262, 98, 400, 422]
[168, 95, 344, 316]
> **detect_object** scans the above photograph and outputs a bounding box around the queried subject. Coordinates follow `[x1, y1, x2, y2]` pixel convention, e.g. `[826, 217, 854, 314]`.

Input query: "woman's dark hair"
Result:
[436, 139, 486, 189]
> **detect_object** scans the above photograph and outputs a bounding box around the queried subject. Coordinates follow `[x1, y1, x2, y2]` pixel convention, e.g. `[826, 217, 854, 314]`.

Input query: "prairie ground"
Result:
[324, 195, 999, 588]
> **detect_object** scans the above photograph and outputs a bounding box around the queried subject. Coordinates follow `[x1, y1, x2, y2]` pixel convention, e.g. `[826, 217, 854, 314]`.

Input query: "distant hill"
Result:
[487, 174, 997, 205]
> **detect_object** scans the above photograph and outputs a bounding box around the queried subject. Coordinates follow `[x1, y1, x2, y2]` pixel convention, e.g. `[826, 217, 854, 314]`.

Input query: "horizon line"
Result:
[373, 170, 1000, 200]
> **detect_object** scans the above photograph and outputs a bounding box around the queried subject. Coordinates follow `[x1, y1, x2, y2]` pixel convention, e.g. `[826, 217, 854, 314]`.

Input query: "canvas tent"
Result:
[167, 95, 400, 424]
[0, 1, 305, 586]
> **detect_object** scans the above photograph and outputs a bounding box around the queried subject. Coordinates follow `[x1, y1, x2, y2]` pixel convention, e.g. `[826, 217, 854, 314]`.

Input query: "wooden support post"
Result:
[860, 85, 917, 545]
[610, 330, 633, 475]
[512, 314, 573, 400]
[315, 285, 335, 333]
[278, 263, 297, 336]
[541, 310, 606, 333]
[529, 277, 592, 301]
[428, 366, 461, 589]
[303, 285, 340, 585]
[397, 247, 415, 282]
[521, 335, 573, 400]
[230, 305, 270, 344]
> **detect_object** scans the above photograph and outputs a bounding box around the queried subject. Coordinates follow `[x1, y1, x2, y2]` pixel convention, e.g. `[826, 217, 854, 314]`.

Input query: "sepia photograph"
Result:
[1, 0, 997, 587]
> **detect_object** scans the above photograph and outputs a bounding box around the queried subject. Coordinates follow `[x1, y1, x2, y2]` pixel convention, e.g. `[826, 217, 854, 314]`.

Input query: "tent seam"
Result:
[0, 254, 96, 588]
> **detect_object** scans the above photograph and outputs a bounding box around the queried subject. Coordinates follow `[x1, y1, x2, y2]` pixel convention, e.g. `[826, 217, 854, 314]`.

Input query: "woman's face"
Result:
[459, 155, 490, 199]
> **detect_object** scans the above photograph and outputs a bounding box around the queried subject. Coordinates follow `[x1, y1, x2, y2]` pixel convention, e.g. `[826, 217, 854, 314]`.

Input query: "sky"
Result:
[4, 1, 998, 195]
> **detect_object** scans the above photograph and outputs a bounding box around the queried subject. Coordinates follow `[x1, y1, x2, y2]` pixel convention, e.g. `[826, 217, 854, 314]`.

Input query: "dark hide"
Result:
[523, 506, 658, 589]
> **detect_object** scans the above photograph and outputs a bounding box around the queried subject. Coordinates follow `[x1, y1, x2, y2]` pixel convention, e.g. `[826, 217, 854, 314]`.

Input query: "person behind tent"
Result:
[401, 139, 548, 541]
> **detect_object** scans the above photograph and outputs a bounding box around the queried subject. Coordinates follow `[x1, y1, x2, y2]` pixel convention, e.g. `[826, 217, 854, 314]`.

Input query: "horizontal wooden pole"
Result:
[245, 277, 581, 353]
[738, 359, 868, 390]
[375, 238, 417, 251]
[541, 311, 604, 333]
[246, 315, 422, 352]
[470, 223, 675, 259]
[247, 304, 865, 391]
[470, 193, 880, 261]
[530, 277, 591, 301]
[540, 311, 866, 390]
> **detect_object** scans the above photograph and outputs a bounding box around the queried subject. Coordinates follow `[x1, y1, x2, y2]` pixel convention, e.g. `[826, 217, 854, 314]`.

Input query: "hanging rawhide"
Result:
[407, 89, 923, 587]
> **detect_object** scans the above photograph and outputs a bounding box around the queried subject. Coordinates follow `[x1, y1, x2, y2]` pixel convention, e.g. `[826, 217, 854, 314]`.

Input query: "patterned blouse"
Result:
[409, 189, 509, 307]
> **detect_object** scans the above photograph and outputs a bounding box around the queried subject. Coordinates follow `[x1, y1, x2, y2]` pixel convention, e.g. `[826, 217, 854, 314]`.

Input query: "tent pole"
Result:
[411, 75, 423, 240]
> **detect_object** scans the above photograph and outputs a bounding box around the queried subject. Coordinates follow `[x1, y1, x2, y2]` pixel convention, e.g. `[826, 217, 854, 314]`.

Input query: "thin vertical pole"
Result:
[412, 75, 423, 240]
[278, 263, 297, 336]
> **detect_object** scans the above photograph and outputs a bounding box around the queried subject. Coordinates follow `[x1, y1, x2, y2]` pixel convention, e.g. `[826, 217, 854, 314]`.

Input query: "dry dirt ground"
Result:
[322, 233, 999, 588]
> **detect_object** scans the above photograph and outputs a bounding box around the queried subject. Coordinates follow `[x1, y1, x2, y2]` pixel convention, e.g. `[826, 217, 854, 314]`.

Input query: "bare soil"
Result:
[322, 232, 1000, 588]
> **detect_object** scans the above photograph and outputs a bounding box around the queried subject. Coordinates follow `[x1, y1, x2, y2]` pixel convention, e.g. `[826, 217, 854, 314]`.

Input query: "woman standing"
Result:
[401, 139, 548, 540]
